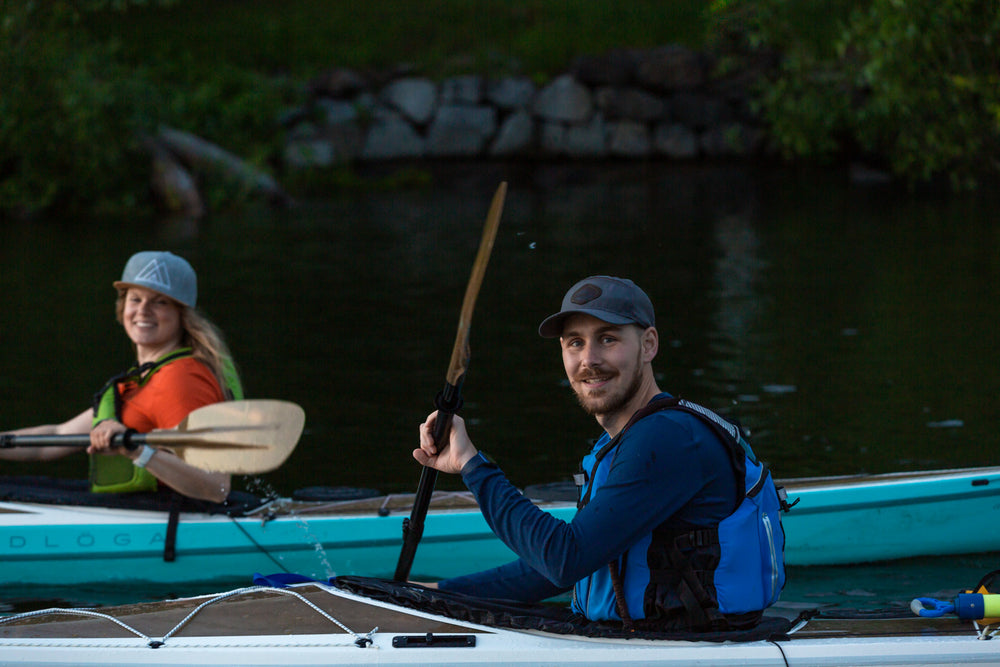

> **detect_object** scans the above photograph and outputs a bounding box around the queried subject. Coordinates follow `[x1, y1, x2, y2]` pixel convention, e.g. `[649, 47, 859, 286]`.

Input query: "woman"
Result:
[0, 251, 242, 503]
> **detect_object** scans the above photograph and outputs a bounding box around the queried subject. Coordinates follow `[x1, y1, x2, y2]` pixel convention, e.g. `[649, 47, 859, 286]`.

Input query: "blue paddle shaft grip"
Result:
[955, 594, 1000, 619]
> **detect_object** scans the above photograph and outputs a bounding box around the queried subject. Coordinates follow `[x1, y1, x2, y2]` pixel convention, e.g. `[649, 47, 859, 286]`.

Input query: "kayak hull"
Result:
[0, 495, 531, 585]
[1, 466, 999, 586]
[779, 465, 1000, 565]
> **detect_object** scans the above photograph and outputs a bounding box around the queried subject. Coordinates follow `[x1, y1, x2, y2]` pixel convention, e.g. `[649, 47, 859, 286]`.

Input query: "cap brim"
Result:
[538, 309, 637, 338]
[112, 281, 187, 306]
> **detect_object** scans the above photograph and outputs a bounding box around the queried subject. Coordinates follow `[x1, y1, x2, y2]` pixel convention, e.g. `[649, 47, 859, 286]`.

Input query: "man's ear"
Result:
[642, 326, 658, 362]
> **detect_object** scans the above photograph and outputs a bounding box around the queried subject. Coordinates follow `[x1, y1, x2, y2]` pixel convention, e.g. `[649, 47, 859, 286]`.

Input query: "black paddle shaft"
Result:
[1, 430, 142, 450]
[394, 379, 463, 581]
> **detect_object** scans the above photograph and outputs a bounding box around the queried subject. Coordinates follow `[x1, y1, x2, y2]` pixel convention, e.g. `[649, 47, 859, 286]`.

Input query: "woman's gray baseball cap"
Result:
[113, 251, 197, 308]
[538, 276, 655, 338]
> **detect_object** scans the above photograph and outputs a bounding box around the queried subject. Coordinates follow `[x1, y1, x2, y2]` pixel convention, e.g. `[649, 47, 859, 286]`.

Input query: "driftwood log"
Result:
[149, 126, 291, 216]
[143, 134, 205, 217]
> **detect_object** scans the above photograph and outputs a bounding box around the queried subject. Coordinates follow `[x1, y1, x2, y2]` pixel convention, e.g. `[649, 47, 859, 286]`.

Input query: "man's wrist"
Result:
[461, 450, 498, 475]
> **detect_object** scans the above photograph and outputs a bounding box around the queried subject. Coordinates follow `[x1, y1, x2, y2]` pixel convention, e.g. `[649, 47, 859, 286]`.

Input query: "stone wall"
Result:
[282, 44, 769, 168]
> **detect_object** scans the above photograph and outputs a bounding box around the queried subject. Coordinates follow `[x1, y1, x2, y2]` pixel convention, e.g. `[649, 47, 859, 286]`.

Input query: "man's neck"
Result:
[596, 379, 662, 437]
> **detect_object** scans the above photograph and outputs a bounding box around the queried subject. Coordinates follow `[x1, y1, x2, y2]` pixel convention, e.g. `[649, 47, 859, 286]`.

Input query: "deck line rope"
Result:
[0, 586, 378, 650]
[0, 607, 151, 641]
[161, 586, 376, 647]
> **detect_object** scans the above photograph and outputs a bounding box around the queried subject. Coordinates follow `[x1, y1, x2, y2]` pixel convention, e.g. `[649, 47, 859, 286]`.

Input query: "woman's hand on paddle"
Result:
[88, 419, 129, 455]
[415, 411, 477, 474]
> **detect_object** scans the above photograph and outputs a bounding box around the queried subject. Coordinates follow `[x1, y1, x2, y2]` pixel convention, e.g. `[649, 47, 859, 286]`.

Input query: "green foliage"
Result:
[0, 0, 291, 217]
[710, 0, 1000, 189]
[843, 0, 1000, 189]
[709, 0, 853, 58]
[82, 1, 709, 81]
[755, 59, 855, 160]
[707, 0, 859, 161]
[0, 1, 166, 216]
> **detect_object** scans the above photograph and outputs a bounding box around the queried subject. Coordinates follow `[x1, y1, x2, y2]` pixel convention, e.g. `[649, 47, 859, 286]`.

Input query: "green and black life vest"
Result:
[88, 349, 243, 493]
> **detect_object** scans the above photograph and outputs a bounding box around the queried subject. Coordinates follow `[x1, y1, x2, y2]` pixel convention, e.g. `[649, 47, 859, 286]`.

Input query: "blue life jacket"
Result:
[574, 396, 787, 631]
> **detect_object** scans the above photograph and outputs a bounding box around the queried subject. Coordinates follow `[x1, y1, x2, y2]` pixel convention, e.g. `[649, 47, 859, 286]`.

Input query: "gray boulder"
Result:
[636, 45, 708, 91]
[670, 92, 725, 130]
[539, 121, 568, 155]
[440, 75, 484, 105]
[654, 123, 699, 158]
[426, 105, 498, 156]
[566, 115, 608, 157]
[594, 86, 668, 122]
[607, 120, 652, 157]
[486, 76, 536, 109]
[490, 109, 535, 156]
[381, 77, 438, 125]
[316, 99, 359, 125]
[361, 110, 425, 159]
[533, 75, 593, 123]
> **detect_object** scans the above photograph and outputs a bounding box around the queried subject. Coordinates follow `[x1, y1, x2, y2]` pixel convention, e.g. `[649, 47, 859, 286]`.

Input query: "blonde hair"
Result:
[115, 290, 241, 399]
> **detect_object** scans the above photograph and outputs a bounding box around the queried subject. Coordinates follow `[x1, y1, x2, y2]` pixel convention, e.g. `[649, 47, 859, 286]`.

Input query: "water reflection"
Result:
[705, 210, 768, 405]
[1, 163, 998, 496]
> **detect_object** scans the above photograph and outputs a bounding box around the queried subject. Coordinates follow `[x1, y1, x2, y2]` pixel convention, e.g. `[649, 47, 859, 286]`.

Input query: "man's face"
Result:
[560, 314, 646, 418]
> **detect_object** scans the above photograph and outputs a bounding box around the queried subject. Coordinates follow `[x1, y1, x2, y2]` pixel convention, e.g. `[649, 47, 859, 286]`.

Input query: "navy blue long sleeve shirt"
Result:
[437, 401, 737, 603]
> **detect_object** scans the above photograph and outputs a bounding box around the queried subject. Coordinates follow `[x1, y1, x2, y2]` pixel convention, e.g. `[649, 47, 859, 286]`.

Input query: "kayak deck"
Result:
[0, 582, 981, 640]
[0, 586, 476, 639]
[1, 581, 996, 667]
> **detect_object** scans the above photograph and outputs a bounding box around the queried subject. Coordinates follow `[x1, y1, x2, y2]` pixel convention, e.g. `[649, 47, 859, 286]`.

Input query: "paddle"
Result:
[0, 399, 305, 474]
[394, 181, 507, 582]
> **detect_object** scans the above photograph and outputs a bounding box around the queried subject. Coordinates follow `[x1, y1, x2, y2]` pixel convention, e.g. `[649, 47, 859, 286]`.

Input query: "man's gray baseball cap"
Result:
[538, 276, 655, 338]
[113, 251, 197, 308]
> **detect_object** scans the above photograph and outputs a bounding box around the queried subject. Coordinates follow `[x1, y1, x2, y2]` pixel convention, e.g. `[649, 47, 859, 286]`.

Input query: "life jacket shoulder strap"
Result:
[578, 397, 684, 509]
[91, 349, 195, 420]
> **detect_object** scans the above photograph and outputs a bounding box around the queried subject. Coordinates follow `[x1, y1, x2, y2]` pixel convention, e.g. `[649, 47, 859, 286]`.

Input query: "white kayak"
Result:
[1, 576, 998, 666]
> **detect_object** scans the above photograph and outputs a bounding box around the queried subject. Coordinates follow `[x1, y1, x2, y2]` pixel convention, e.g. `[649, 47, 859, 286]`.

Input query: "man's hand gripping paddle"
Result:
[394, 182, 507, 582]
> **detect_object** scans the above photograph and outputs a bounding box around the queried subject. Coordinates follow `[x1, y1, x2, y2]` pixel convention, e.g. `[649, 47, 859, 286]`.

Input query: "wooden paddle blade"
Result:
[157, 400, 305, 474]
[446, 181, 506, 386]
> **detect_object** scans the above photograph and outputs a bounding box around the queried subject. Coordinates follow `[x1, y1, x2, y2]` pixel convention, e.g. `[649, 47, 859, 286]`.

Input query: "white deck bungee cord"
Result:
[0, 586, 378, 650]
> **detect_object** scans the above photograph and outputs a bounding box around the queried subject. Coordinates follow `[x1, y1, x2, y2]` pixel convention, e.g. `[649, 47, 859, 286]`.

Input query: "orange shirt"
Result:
[117, 357, 224, 432]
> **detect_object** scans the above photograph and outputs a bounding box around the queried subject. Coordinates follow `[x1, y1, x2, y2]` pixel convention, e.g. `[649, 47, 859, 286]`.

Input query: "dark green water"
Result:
[2, 163, 998, 611]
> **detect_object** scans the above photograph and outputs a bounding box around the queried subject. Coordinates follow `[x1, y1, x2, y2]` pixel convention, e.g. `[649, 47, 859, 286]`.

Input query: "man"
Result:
[415, 276, 784, 631]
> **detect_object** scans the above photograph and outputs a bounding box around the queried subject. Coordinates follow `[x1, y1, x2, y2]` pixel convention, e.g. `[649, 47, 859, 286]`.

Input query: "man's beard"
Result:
[573, 363, 644, 418]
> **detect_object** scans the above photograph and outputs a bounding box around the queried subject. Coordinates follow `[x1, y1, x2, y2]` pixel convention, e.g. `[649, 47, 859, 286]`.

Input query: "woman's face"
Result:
[120, 286, 183, 355]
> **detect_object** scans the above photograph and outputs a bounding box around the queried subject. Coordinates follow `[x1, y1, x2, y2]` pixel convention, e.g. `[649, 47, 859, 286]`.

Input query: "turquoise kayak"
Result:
[1, 466, 999, 586]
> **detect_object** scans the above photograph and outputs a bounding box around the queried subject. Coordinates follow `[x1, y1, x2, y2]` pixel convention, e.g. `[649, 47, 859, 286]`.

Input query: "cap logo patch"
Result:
[570, 284, 602, 305]
[133, 259, 171, 291]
